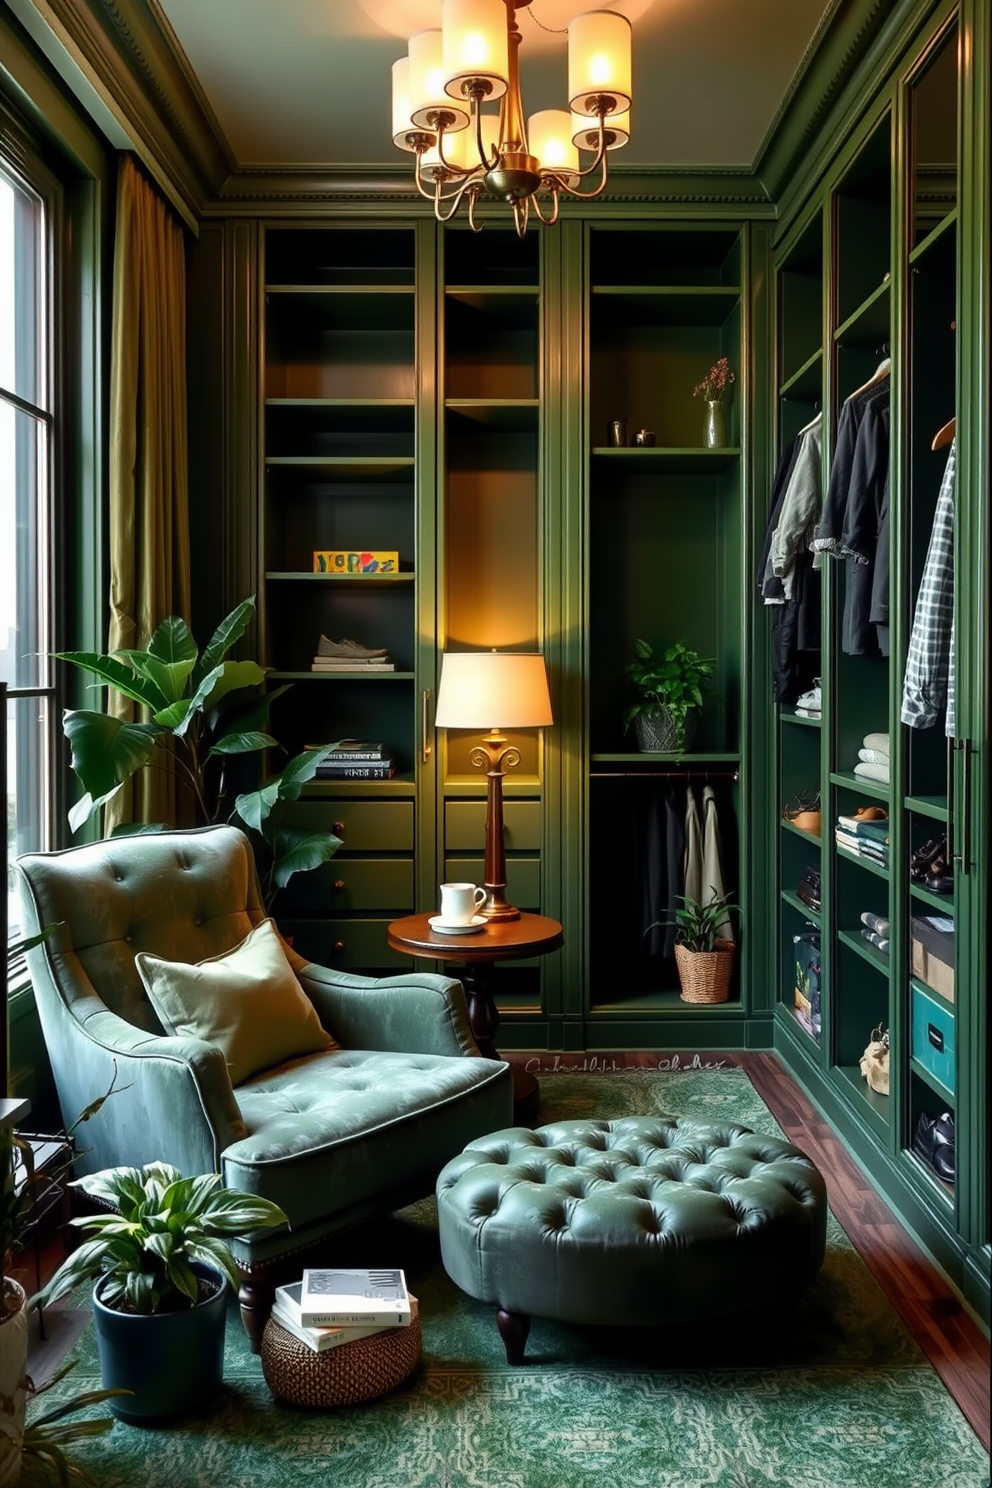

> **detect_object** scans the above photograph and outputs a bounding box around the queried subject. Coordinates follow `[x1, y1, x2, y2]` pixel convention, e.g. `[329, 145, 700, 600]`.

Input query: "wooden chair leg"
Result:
[496, 1308, 530, 1365]
[239, 1271, 275, 1354]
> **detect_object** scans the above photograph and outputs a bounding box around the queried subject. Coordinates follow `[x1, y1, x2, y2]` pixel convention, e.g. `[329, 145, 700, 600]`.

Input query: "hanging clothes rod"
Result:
[591, 768, 741, 781]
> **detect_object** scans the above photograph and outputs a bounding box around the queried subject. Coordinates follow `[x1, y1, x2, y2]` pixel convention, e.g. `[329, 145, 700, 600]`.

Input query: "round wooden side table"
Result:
[386, 912, 563, 1124]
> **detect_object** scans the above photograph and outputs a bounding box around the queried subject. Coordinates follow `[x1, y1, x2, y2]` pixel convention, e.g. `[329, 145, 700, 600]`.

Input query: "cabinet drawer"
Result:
[279, 860, 414, 914]
[279, 919, 409, 971]
[911, 984, 955, 1094]
[444, 857, 540, 911]
[281, 800, 414, 852]
[445, 801, 541, 851]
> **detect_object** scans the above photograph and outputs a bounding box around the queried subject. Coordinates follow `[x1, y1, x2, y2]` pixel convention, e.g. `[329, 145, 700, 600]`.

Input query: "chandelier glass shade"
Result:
[391, 1, 633, 235]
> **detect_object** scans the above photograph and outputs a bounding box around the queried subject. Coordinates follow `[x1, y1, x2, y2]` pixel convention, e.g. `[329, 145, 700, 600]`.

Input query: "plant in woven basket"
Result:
[621, 639, 718, 755]
[651, 891, 740, 1006]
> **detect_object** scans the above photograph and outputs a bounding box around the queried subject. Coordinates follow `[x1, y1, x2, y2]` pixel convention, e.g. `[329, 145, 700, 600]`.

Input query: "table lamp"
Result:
[434, 650, 553, 921]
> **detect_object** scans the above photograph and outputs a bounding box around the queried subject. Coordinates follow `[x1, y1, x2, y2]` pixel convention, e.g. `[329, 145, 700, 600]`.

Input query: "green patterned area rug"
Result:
[25, 1070, 990, 1488]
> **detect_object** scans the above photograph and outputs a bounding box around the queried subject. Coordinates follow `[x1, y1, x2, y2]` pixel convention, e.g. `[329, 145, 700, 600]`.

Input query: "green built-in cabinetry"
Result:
[769, 4, 989, 1324]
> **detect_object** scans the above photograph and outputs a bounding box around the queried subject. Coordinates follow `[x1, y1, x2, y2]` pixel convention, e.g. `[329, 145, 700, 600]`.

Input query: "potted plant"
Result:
[622, 639, 718, 755]
[36, 1163, 287, 1424]
[54, 595, 341, 908]
[663, 891, 740, 1005]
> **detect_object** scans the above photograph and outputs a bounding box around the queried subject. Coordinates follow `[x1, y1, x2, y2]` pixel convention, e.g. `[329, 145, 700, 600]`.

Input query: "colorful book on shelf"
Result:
[315, 760, 396, 780]
[271, 1283, 418, 1352]
[317, 740, 387, 761]
[298, 1268, 411, 1328]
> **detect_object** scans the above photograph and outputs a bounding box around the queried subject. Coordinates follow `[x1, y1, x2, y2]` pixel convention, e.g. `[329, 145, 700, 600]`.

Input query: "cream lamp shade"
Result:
[409, 29, 469, 131]
[435, 652, 553, 730]
[528, 110, 580, 180]
[567, 10, 633, 113]
[392, 58, 424, 150]
[442, 0, 509, 101]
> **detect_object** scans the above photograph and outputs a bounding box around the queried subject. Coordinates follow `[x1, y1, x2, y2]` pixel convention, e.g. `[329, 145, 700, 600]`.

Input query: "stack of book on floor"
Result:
[310, 635, 395, 672]
[272, 1268, 415, 1354]
[835, 812, 890, 868]
[310, 740, 396, 780]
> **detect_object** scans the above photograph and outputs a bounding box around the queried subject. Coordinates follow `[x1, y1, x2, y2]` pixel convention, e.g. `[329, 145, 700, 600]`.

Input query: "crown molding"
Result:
[5, 0, 231, 227]
[207, 163, 773, 218]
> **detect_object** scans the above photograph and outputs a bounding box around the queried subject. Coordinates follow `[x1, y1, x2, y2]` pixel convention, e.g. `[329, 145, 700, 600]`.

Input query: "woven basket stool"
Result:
[260, 1314, 422, 1407]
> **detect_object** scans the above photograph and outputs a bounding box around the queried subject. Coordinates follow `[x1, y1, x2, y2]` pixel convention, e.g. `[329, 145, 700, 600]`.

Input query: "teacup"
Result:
[439, 882, 487, 925]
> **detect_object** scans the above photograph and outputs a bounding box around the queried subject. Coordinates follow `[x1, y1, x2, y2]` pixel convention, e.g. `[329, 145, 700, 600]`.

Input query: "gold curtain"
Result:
[106, 154, 192, 831]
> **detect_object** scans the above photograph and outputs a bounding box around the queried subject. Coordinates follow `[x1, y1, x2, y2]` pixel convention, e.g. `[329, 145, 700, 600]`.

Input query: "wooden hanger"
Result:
[932, 416, 956, 451]
[846, 357, 891, 403]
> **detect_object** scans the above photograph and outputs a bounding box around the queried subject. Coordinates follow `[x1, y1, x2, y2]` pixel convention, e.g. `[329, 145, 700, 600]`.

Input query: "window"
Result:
[1, 154, 56, 946]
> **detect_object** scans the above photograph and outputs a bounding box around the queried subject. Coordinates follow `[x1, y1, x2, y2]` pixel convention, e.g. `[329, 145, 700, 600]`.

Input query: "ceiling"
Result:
[154, 0, 836, 172]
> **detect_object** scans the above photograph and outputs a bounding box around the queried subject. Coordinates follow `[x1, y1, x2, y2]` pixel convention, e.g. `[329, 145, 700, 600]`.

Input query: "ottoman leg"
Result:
[496, 1309, 531, 1365]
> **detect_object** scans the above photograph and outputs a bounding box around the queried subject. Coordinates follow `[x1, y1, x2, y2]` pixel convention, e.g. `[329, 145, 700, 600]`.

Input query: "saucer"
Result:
[428, 914, 487, 935]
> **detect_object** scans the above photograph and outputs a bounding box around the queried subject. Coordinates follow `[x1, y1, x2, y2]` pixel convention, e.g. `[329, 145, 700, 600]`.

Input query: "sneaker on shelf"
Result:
[316, 636, 391, 659]
[796, 677, 822, 711]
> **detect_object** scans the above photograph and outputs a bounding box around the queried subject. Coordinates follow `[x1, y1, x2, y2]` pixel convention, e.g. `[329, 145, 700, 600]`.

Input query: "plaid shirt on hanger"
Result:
[901, 442, 955, 735]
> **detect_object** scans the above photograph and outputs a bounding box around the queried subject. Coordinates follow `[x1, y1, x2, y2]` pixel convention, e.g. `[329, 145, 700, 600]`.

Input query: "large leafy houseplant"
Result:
[622, 638, 718, 753]
[55, 596, 340, 905]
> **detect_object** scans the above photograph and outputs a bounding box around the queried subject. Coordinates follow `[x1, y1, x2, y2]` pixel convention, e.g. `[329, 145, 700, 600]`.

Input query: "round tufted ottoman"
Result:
[260, 1314, 422, 1407]
[436, 1115, 827, 1363]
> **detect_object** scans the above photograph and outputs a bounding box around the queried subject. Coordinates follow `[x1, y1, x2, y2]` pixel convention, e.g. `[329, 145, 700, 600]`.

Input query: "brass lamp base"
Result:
[470, 730, 522, 922]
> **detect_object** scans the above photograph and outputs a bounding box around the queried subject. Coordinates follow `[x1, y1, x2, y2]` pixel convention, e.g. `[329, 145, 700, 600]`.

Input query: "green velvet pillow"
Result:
[135, 918, 335, 1084]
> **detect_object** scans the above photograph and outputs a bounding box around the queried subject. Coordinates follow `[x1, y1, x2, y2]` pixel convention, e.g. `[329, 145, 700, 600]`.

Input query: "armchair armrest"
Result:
[295, 964, 481, 1058]
[68, 1008, 247, 1176]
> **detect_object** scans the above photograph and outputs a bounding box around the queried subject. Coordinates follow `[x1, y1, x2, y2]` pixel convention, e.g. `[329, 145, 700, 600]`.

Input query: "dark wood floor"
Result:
[15, 1050, 989, 1452]
[509, 1047, 991, 1450]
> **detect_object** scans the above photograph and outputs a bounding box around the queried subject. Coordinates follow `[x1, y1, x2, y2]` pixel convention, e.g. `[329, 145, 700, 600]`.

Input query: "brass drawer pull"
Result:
[333, 879, 346, 891]
[332, 941, 345, 955]
[333, 821, 345, 835]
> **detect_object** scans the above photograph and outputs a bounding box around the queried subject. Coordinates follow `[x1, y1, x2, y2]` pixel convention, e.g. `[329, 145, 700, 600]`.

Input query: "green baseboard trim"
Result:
[773, 1023, 991, 1334]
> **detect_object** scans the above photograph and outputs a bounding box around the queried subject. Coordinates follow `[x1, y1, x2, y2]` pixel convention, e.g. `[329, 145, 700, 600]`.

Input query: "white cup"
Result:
[439, 882, 487, 925]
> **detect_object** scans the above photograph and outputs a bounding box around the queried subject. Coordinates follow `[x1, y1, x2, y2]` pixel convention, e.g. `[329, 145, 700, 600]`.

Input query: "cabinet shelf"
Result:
[590, 752, 740, 766]
[906, 793, 948, 822]
[264, 398, 415, 408]
[834, 1064, 890, 1138]
[590, 448, 740, 472]
[838, 928, 890, 974]
[905, 1150, 955, 1208]
[782, 889, 820, 925]
[830, 770, 890, 801]
[782, 818, 821, 844]
[446, 399, 539, 430]
[779, 348, 823, 399]
[836, 844, 890, 880]
[265, 572, 415, 584]
[910, 1055, 954, 1104]
[910, 881, 955, 913]
[269, 671, 415, 682]
[591, 286, 741, 326]
[265, 457, 415, 477]
[834, 278, 891, 347]
[302, 777, 417, 798]
[908, 208, 958, 269]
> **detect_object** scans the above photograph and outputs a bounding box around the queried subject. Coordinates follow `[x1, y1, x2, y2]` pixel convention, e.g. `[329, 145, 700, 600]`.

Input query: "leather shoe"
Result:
[910, 836, 946, 883]
[913, 1111, 955, 1183]
[925, 854, 954, 895]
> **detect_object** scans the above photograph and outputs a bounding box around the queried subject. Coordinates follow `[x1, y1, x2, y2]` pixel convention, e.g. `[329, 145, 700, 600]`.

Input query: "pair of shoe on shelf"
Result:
[795, 677, 822, 718]
[784, 790, 821, 835]
[911, 835, 953, 894]
[913, 1110, 955, 1183]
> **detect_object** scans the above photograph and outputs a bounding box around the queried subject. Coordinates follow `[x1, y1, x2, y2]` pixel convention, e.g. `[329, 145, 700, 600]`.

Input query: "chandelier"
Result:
[391, 1, 633, 236]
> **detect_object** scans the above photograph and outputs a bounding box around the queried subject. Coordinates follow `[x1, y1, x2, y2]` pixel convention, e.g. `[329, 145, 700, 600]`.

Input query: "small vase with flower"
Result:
[693, 357, 736, 448]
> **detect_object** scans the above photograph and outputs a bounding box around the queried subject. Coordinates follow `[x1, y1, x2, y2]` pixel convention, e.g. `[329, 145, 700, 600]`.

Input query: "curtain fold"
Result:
[106, 154, 192, 830]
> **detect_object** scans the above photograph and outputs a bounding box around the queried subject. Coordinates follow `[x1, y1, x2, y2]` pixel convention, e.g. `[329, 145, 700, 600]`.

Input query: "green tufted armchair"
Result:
[15, 825, 512, 1347]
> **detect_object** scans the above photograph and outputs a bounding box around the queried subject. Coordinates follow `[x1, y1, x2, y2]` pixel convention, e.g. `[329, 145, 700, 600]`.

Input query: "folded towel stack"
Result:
[853, 731, 890, 786]
[836, 817, 890, 867]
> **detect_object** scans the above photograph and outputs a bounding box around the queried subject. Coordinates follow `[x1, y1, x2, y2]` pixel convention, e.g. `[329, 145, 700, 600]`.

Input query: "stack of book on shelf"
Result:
[310, 740, 396, 780]
[311, 635, 395, 673]
[272, 1268, 416, 1354]
[835, 810, 890, 868]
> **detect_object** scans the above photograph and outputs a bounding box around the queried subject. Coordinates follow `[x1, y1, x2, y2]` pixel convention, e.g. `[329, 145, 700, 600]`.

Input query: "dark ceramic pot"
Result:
[92, 1262, 228, 1424]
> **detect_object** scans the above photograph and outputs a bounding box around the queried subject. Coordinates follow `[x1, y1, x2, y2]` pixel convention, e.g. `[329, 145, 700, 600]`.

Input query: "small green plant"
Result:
[21, 1359, 126, 1486]
[622, 638, 718, 739]
[54, 595, 341, 905]
[37, 1162, 288, 1316]
[651, 890, 740, 952]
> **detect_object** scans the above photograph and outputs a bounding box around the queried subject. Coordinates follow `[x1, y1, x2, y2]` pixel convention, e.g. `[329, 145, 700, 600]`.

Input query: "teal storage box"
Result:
[911, 983, 955, 1094]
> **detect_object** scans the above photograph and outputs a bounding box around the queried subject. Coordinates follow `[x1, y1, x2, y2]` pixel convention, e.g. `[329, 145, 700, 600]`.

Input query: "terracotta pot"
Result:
[0, 1278, 28, 1486]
